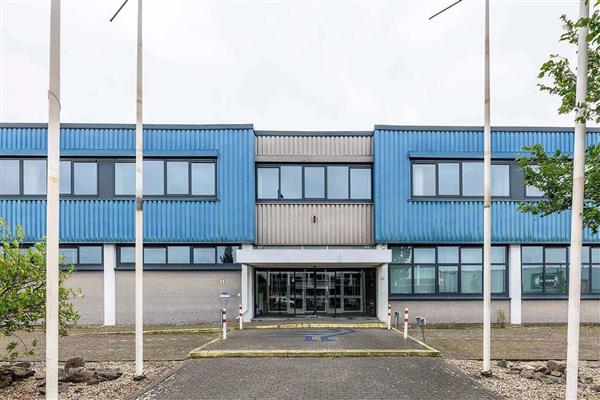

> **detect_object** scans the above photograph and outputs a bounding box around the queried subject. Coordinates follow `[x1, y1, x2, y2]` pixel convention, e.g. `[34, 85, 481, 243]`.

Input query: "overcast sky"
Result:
[0, 0, 596, 130]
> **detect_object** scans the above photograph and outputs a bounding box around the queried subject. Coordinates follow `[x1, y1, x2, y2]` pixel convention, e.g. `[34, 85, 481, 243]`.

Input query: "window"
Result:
[0, 160, 20, 195]
[389, 245, 508, 296]
[118, 245, 239, 268]
[522, 245, 600, 295]
[257, 168, 279, 199]
[192, 162, 216, 196]
[280, 166, 302, 199]
[115, 159, 216, 197]
[327, 166, 349, 199]
[60, 161, 71, 194]
[412, 160, 511, 198]
[73, 162, 98, 195]
[115, 162, 135, 195]
[23, 160, 46, 195]
[412, 164, 436, 196]
[58, 245, 102, 269]
[525, 165, 544, 197]
[256, 164, 372, 201]
[304, 167, 325, 199]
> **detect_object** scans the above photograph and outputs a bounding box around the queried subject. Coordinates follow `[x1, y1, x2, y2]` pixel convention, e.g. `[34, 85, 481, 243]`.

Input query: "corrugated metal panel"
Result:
[374, 128, 600, 243]
[255, 135, 372, 162]
[0, 126, 255, 243]
[256, 203, 373, 245]
[0, 199, 254, 243]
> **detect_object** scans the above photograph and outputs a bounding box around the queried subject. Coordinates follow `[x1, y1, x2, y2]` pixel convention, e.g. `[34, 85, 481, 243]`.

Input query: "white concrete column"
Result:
[241, 264, 254, 322]
[103, 244, 117, 326]
[509, 244, 522, 325]
[376, 263, 389, 323]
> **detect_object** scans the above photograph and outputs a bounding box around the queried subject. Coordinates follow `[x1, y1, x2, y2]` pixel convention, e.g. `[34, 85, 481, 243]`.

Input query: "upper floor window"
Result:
[522, 245, 600, 295]
[0, 159, 97, 197]
[114, 159, 216, 197]
[412, 160, 510, 198]
[524, 165, 544, 198]
[257, 164, 372, 201]
[389, 245, 507, 297]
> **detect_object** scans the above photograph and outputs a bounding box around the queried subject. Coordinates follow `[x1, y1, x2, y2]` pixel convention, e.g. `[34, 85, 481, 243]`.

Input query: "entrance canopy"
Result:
[236, 248, 391, 268]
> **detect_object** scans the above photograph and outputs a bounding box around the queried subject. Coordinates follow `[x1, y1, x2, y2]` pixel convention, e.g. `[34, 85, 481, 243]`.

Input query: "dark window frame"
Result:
[116, 244, 240, 270]
[388, 244, 509, 299]
[256, 163, 373, 202]
[113, 158, 217, 199]
[411, 159, 512, 200]
[59, 244, 103, 271]
[521, 244, 599, 296]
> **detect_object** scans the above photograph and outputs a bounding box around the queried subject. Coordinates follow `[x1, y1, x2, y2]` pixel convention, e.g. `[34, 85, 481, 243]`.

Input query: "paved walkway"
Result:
[204, 328, 423, 351]
[134, 358, 502, 400]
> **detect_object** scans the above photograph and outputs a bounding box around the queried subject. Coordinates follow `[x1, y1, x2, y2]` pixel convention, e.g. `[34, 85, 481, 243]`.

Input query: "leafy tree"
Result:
[0, 220, 80, 360]
[518, 2, 600, 229]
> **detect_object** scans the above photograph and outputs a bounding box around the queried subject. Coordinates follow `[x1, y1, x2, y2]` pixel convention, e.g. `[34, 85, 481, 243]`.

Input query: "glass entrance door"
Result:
[258, 269, 372, 316]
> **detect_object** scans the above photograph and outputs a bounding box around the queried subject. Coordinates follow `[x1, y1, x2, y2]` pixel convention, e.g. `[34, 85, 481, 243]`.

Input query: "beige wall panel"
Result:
[522, 300, 600, 323]
[256, 135, 372, 162]
[257, 203, 373, 245]
[65, 271, 104, 325]
[389, 300, 510, 324]
[116, 271, 241, 325]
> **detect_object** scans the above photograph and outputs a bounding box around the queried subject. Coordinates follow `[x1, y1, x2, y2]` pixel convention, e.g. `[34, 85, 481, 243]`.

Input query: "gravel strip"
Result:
[446, 359, 600, 400]
[0, 361, 177, 400]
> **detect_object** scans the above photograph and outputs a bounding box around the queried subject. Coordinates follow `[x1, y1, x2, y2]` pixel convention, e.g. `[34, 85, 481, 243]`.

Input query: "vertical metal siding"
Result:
[0, 127, 254, 243]
[256, 135, 372, 157]
[374, 129, 600, 243]
[256, 203, 373, 245]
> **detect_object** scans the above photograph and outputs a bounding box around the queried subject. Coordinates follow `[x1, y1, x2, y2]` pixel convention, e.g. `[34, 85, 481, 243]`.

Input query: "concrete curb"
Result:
[247, 323, 386, 330]
[390, 327, 442, 357]
[187, 336, 223, 358]
[73, 327, 222, 336]
[188, 348, 439, 358]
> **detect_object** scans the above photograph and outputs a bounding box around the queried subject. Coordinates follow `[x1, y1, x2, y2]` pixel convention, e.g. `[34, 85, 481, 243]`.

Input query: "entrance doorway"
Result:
[255, 268, 376, 316]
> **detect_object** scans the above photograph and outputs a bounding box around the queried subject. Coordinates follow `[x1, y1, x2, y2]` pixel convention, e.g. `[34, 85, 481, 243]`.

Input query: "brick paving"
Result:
[135, 358, 502, 400]
[204, 328, 424, 351]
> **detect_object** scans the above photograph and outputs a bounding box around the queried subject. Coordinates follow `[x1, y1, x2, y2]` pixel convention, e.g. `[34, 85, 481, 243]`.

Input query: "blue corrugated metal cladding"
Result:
[0, 125, 255, 243]
[374, 127, 600, 244]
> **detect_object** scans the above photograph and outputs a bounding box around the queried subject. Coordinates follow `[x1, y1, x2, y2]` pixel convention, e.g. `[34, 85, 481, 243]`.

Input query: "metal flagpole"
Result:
[109, 0, 144, 378]
[565, 1, 589, 397]
[482, 0, 492, 375]
[46, 0, 61, 398]
[134, 0, 144, 378]
[428, 0, 492, 375]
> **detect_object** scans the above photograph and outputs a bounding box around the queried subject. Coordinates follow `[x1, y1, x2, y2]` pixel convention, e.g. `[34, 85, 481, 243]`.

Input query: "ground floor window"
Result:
[522, 245, 600, 295]
[255, 268, 376, 316]
[59, 245, 103, 270]
[117, 244, 239, 269]
[389, 245, 507, 297]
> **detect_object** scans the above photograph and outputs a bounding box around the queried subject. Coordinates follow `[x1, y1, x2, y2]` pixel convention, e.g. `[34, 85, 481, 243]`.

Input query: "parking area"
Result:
[135, 357, 501, 400]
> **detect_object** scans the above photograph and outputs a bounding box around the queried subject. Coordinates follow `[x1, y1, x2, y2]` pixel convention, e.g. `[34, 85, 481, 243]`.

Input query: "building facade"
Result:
[1, 123, 599, 325]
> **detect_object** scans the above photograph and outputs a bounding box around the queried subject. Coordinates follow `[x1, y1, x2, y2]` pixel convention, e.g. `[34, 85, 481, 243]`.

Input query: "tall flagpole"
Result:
[482, 0, 492, 375]
[134, 0, 145, 378]
[565, 1, 589, 397]
[46, 0, 61, 398]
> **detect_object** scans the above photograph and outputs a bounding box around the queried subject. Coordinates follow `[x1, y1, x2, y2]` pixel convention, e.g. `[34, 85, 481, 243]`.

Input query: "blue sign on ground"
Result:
[267, 329, 356, 342]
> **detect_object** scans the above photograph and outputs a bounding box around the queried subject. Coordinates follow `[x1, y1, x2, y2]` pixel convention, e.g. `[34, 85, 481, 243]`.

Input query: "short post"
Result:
[403, 308, 409, 339]
[387, 304, 391, 330]
[222, 308, 227, 340]
[238, 305, 243, 330]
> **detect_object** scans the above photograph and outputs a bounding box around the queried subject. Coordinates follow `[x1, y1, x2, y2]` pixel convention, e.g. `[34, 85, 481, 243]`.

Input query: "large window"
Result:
[61, 160, 98, 195]
[117, 244, 239, 268]
[389, 245, 507, 296]
[114, 159, 216, 197]
[411, 160, 510, 198]
[256, 164, 372, 201]
[58, 245, 103, 270]
[522, 245, 600, 295]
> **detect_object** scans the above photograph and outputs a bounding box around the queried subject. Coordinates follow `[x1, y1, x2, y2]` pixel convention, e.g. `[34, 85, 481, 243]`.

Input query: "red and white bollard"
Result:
[222, 308, 227, 340]
[238, 305, 243, 330]
[387, 304, 392, 330]
[403, 308, 409, 339]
